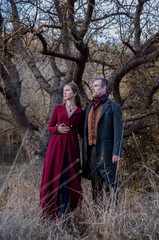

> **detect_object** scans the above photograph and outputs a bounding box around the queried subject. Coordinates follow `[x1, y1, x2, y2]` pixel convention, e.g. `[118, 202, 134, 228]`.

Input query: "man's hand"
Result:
[112, 155, 120, 163]
[57, 123, 70, 134]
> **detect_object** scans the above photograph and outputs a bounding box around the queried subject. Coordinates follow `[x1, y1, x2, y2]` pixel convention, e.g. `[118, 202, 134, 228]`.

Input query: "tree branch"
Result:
[8, 0, 55, 95]
[0, 111, 39, 131]
[67, 0, 88, 53]
[80, 0, 95, 38]
[41, 50, 79, 63]
[134, 0, 146, 49]
[34, 31, 48, 52]
[124, 109, 157, 122]
[146, 83, 159, 106]
[123, 121, 155, 138]
[50, 57, 65, 78]
[0, 112, 15, 125]
[122, 41, 136, 55]
[142, 31, 159, 53]
[8, 0, 20, 30]
[89, 57, 116, 69]
[0, 85, 4, 95]
[110, 48, 159, 105]
[0, 11, 3, 37]
[36, 24, 62, 30]
[54, 0, 63, 24]
[0, 63, 13, 94]
[5, 59, 21, 100]
[90, 12, 131, 22]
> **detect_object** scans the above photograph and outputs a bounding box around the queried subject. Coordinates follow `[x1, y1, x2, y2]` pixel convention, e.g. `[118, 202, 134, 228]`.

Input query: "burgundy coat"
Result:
[40, 104, 84, 219]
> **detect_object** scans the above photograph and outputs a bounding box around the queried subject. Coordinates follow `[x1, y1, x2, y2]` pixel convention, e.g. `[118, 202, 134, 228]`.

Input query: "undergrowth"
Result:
[0, 161, 158, 240]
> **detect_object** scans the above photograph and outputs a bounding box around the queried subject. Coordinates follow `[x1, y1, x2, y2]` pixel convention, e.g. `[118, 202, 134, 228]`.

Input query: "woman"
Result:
[40, 82, 84, 219]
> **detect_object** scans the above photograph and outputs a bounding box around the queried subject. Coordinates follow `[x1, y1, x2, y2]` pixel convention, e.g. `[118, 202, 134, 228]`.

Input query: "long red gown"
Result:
[40, 104, 84, 219]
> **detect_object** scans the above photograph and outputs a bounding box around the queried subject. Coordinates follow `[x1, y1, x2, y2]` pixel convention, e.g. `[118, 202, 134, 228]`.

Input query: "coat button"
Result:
[70, 124, 73, 127]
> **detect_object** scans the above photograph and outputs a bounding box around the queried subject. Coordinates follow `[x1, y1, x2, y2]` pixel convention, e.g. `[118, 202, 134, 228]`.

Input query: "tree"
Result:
[0, 0, 159, 164]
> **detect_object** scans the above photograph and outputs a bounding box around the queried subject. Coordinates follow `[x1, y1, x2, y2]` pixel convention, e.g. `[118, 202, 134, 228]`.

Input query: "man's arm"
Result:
[112, 103, 123, 162]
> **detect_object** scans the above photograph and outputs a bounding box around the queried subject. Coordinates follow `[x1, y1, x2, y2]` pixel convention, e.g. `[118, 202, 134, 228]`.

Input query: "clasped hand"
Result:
[57, 123, 70, 134]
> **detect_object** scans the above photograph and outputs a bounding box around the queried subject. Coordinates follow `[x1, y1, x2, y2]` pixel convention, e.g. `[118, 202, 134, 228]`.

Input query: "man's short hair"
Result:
[94, 78, 109, 94]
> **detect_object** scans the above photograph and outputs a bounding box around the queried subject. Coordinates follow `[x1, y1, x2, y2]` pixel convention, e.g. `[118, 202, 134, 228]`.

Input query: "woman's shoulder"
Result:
[54, 104, 65, 109]
[77, 106, 84, 113]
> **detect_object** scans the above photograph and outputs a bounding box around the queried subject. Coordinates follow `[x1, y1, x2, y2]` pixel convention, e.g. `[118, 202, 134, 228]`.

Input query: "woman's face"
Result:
[63, 85, 76, 101]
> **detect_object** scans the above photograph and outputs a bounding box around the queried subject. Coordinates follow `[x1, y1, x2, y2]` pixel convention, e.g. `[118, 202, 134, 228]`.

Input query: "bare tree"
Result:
[0, 0, 159, 161]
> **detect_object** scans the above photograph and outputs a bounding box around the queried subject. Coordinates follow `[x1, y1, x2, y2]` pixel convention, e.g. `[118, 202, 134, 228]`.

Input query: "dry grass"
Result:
[0, 162, 159, 240]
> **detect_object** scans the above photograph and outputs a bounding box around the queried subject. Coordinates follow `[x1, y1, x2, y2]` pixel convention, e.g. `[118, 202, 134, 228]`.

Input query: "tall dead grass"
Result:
[0, 161, 158, 240]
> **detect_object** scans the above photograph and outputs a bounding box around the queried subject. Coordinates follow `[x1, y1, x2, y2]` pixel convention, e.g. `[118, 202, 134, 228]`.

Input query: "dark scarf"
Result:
[92, 94, 107, 108]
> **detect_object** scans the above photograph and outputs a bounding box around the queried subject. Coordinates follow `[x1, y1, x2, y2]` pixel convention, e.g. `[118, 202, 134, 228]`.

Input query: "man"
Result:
[82, 78, 123, 203]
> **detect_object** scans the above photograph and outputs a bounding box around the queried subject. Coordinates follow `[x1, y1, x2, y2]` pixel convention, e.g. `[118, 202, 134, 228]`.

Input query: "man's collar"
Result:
[101, 96, 108, 103]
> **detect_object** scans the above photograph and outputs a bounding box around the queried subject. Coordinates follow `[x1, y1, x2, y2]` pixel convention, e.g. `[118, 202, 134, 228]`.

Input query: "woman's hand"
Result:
[57, 123, 70, 134]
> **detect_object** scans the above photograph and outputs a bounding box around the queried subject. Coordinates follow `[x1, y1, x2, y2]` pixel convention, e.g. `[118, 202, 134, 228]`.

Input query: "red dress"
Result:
[40, 104, 84, 219]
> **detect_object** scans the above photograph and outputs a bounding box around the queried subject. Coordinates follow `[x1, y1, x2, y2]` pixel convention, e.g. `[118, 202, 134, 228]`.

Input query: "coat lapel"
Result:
[98, 98, 111, 122]
[61, 104, 69, 119]
[85, 102, 93, 121]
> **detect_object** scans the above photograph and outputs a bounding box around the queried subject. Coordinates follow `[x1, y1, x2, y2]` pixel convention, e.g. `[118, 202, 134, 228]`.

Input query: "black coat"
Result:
[82, 98, 123, 184]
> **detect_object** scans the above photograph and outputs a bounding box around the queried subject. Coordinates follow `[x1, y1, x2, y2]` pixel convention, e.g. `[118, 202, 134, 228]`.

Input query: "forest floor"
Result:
[0, 160, 159, 240]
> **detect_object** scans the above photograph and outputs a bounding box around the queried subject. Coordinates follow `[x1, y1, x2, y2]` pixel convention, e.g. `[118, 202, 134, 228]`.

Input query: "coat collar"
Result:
[85, 98, 112, 122]
[60, 103, 82, 119]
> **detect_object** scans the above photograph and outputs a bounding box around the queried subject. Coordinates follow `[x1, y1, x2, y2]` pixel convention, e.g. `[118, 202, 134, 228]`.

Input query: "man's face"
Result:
[92, 80, 106, 98]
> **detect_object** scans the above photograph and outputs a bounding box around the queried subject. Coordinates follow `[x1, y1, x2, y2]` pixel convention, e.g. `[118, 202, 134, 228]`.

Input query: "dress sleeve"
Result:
[47, 106, 58, 134]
